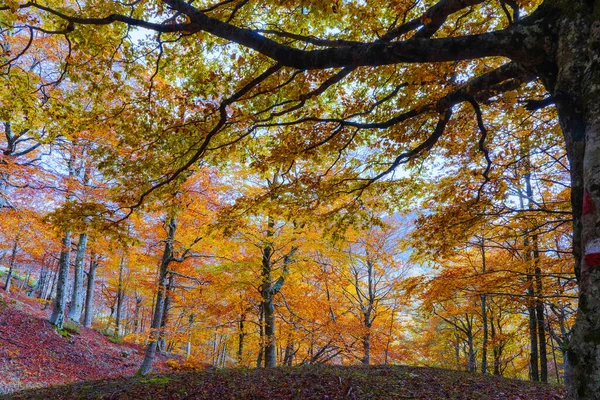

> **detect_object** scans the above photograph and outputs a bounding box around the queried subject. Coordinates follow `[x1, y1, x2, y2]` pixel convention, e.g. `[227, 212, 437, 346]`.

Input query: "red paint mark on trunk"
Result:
[585, 239, 600, 268]
[583, 191, 595, 215]
[584, 253, 600, 268]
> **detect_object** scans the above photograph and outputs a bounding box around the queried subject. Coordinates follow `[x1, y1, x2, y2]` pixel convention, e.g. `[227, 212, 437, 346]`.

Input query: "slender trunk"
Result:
[138, 217, 176, 375]
[261, 216, 277, 368]
[186, 313, 194, 358]
[114, 253, 126, 336]
[158, 273, 174, 352]
[490, 316, 501, 376]
[524, 160, 548, 384]
[535, 258, 548, 383]
[257, 305, 264, 368]
[31, 261, 47, 298]
[384, 306, 396, 365]
[527, 274, 539, 382]
[237, 312, 246, 365]
[480, 236, 488, 374]
[49, 232, 72, 329]
[133, 292, 142, 334]
[4, 238, 18, 293]
[45, 260, 59, 304]
[466, 319, 476, 373]
[83, 255, 98, 328]
[549, 328, 561, 384]
[67, 233, 87, 322]
[455, 333, 461, 369]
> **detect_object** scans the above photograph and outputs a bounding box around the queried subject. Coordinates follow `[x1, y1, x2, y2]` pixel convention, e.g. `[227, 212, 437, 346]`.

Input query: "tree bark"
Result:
[4, 237, 18, 293]
[83, 255, 98, 328]
[237, 311, 246, 366]
[68, 233, 88, 322]
[138, 217, 176, 375]
[49, 232, 72, 329]
[480, 237, 488, 374]
[114, 253, 126, 336]
[536, 5, 600, 397]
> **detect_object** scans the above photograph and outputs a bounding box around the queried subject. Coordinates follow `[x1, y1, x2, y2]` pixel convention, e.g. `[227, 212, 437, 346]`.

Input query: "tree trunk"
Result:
[4, 237, 18, 293]
[83, 255, 98, 328]
[68, 233, 88, 322]
[45, 260, 59, 303]
[49, 232, 72, 329]
[262, 296, 277, 367]
[480, 237, 488, 374]
[114, 253, 126, 336]
[490, 316, 501, 376]
[260, 216, 277, 368]
[138, 217, 176, 375]
[133, 292, 142, 334]
[538, 5, 600, 397]
[237, 311, 246, 366]
[527, 273, 540, 382]
[256, 304, 264, 368]
[467, 331, 476, 373]
[361, 331, 371, 366]
[158, 273, 174, 352]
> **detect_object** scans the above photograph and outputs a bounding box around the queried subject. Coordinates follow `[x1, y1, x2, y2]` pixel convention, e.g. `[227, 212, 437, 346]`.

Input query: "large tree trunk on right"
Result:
[542, 5, 600, 397]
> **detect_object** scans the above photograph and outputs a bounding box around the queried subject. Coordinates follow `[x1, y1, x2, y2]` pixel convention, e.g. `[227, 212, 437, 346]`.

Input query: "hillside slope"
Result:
[0, 292, 171, 394]
[5, 365, 564, 400]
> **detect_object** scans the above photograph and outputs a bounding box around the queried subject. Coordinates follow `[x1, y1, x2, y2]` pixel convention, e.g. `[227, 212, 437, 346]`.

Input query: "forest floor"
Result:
[0, 290, 172, 395]
[0, 291, 565, 400]
[4, 364, 565, 400]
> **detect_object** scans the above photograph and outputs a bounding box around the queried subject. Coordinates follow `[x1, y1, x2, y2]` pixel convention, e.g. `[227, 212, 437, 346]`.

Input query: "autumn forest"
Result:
[0, 0, 598, 399]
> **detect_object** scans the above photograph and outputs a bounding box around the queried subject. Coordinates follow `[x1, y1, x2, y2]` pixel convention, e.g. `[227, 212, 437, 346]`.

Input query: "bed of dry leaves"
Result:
[1, 292, 564, 400]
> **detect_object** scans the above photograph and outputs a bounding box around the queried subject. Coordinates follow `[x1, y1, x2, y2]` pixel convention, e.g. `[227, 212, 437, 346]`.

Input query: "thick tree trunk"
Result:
[83, 255, 98, 328]
[138, 217, 176, 375]
[361, 331, 371, 366]
[540, 5, 600, 397]
[68, 233, 88, 322]
[49, 232, 72, 329]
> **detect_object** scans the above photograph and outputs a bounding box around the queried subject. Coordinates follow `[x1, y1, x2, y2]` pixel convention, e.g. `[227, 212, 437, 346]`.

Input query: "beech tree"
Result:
[2, 0, 600, 397]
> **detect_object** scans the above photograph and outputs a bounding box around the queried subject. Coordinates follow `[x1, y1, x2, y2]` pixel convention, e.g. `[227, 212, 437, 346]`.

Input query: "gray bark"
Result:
[114, 253, 126, 336]
[67, 233, 88, 322]
[83, 255, 98, 327]
[49, 231, 72, 329]
[533, 5, 600, 396]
